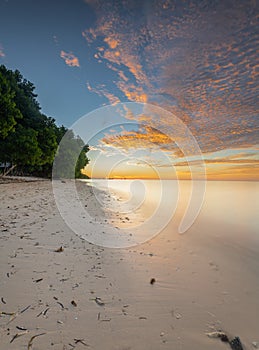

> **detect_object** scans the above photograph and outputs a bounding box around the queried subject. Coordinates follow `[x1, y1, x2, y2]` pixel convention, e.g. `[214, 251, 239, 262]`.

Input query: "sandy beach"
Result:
[0, 179, 259, 350]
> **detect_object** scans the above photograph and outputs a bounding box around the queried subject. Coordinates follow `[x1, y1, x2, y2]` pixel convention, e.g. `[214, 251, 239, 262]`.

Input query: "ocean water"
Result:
[84, 179, 259, 247]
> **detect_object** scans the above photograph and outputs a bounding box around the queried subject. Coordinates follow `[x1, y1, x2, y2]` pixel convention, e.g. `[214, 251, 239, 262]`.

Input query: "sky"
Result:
[0, 0, 258, 180]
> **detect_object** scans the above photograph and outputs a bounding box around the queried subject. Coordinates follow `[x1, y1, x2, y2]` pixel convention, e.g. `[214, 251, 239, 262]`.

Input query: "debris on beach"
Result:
[94, 297, 105, 306]
[54, 246, 64, 252]
[57, 301, 65, 309]
[229, 337, 244, 350]
[175, 312, 182, 319]
[37, 307, 50, 317]
[27, 333, 46, 349]
[33, 278, 43, 283]
[1, 297, 6, 304]
[1, 304, 31, 328]
[206, 331, 244, 349]
[0, 311, 15, 316]
[150, 278, 156, 285]
[20, 305, 31, 314]
[74, 338, 89, 346]
[206, 331, 229, 341]
[0, 310, 18, 325]
[10, 330, 29, 343]
[71, 300, 77, 307]
[171, 309, 182, 320]
[16, 326, 28, 331]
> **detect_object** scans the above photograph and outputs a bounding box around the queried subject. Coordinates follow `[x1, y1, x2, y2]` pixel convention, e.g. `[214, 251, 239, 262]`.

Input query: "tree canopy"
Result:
[0, 65, 89, 178]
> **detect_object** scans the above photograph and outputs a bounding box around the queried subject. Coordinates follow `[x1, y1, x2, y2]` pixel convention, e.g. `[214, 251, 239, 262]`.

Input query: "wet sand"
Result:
[0, 179, 258, 349]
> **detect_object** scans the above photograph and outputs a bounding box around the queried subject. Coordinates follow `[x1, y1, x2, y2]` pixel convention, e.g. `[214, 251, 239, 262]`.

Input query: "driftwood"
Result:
[1, 165, 17, 177]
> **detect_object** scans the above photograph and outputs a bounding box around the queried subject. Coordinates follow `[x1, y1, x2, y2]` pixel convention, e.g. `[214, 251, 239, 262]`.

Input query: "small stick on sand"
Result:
[10, 330, 29, 343]
[27, 333, 46, 350]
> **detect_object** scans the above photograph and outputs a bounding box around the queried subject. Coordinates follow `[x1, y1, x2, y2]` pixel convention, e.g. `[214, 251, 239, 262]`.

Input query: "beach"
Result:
[0, 179, 259, 350]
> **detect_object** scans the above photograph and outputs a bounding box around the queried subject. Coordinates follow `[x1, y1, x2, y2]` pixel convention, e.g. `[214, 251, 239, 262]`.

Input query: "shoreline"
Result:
[0, 176, 49, 184]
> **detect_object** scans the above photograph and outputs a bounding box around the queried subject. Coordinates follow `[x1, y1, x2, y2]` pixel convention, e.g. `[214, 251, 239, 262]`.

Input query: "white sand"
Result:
[0, 179, 258, 349]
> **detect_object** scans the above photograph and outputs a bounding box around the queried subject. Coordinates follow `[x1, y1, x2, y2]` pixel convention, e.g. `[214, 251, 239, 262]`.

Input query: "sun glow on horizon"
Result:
[79, 104, 258, 182]
[83, 147, 259, 181]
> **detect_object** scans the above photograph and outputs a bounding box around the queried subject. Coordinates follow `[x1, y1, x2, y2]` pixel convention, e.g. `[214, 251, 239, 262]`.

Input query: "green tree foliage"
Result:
[0, 65, 89, 178]
[1, 125, 42, 166]
[53, 130, 90, 179]
[0, 68, 22, 138]
[76, 144, 90, 178]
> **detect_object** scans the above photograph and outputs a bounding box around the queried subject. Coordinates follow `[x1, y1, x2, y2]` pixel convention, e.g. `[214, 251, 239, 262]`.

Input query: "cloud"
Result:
[100, 124, 185, 159]
[123, 106, 152, 122]
[0, 45, 5, 58]
[175, 158, 259, 167]
[101, 125, 171, 149]
[53, 35, 58, 44]
[82, 0, 258, 180]
[60, 50, 80, 67]
[86, 81, 120, 104]
[104, 36, 119, 49]
[173, 147, 259, 169]
[83, 0, 258, 154]
[116, 81, 147, 102]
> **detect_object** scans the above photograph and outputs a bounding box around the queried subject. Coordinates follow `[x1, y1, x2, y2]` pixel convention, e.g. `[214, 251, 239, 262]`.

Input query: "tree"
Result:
[53, 130, 89, 179]
[0, 65, 90, 178]
[4, 125, 42, 167]
[75, 143, 90, 178]
[0, 67, 22, 138]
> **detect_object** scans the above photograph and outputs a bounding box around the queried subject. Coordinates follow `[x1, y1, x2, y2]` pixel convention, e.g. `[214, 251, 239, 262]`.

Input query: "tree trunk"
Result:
[2, 164, 17, 177]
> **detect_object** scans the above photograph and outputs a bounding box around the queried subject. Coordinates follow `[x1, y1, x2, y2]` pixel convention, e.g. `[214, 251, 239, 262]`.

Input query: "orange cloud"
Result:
[123, 107, 152, 122]
[86, 82, 120, 104]
[101, 125, 183, 156]
[104, 37, 119, 49]
[60, 50, 80, 67]
[118, 70, 128, 82]
[124, 91, 147, 103]
[82, 28, 97, 43]
[203, 164, 259, 181]
[116, 81, 148, 102]
[171, 147, 259, 181]
[101, 90, 120, 104]
[175, 158, 259, 167]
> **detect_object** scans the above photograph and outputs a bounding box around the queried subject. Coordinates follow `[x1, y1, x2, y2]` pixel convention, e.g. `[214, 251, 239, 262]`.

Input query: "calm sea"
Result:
[84, 179, 259, 246]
